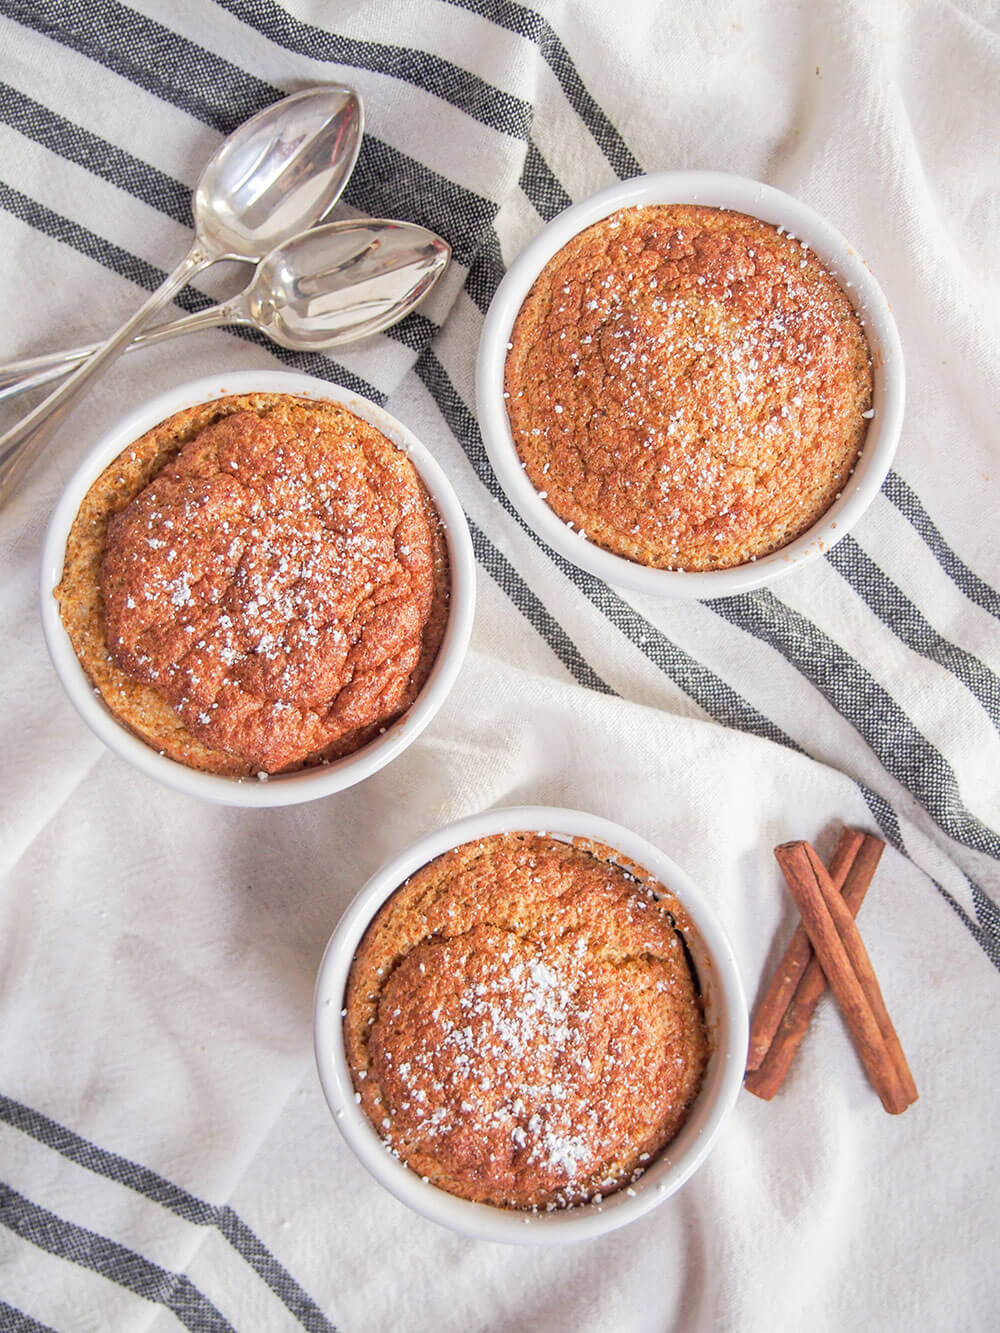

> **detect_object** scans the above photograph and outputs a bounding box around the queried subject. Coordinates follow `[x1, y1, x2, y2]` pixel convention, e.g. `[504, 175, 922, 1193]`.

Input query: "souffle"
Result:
[56, 394, 449, 776]
[344, 832, 708, 1211]
[504, 204, 873, 571]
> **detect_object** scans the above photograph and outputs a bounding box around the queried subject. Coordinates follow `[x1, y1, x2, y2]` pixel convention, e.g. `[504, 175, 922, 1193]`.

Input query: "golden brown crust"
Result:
[55, 394, 450, 776]
[504, 204, 873, 571]
[344, 832, 708, 1210]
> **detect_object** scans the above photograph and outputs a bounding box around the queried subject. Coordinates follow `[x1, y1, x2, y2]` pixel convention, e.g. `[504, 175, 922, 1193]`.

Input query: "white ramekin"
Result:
[477, 170, 905, 598]
[40, 370, 475, 807]
[314, 805, 748, 1245]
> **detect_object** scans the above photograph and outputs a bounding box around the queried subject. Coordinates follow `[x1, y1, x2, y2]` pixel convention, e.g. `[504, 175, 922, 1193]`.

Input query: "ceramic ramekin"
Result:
[40, 369, 475, 807]
[477, 170, 905, 598]
[314, 805, 747, 1244]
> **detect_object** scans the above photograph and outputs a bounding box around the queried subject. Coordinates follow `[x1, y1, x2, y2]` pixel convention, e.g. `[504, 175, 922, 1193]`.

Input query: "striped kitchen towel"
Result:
[0, 1, 997, 1330]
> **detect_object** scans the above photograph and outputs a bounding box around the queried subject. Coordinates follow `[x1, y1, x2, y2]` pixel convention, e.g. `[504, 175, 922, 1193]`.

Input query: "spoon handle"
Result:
[0, 301, 244, 403]
[0, 242, 212, 508]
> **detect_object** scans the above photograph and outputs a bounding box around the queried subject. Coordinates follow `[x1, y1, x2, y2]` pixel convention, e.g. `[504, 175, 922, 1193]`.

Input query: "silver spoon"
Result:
[0, 84, 363, 506]
[0, 220, 450, 399]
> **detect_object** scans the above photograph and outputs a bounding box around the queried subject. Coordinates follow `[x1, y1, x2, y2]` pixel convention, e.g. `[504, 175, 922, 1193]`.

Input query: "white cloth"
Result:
[1, 1, 998, 1330]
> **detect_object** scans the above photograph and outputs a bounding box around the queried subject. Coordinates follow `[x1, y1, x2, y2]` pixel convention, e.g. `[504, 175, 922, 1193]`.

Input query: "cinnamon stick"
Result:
[745, 833, 885, 1099]
[770, 841, 911, 1114]
[801, 841, 918, 1109]
[746, 828, 863, 1072]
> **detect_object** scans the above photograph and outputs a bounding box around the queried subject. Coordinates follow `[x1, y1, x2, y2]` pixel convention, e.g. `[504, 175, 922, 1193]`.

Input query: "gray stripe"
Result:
[932, 878, 1000, 972]
[0, 1096, 337, 1333]
[442, 0, 643, 179]
[969, 878, 1000, 969]
[827, 534, 1000, 732]
[0, 1182, 233, 1332]
[857, 784, 903, 853]
[709, 588, 1000, 863]
[853, 795, 999, 974]
[519, 141, 572, 222]
[468, 515, 615, 695]
[348, 135, 498, 270]
[0, 1301, 59, 1333]
[0, 176, 170, 298]
[463, 224, 508, 315]
[1, 0, 269, 131]
[214, 0, 533, 139]
[882, 470, 1000, 623]
[0, 81, 192, 226]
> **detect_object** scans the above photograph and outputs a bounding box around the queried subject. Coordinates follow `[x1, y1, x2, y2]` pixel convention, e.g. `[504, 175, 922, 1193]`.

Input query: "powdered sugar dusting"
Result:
[350, 833, 710, 1211]
[505, 204, 872, 571]
[99, 401, 447, 772]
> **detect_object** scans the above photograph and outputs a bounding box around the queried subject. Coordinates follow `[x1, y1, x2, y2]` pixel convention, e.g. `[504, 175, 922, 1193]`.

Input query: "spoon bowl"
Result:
[194, 86, 364, 261]
[248, 219, 451, 349]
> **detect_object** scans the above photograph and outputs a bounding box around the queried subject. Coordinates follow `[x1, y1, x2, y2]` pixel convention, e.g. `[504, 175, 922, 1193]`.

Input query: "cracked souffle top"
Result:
[504, 204, 873, 571]
[344, 832, 708, 1211]
[56, 394, 449, 776]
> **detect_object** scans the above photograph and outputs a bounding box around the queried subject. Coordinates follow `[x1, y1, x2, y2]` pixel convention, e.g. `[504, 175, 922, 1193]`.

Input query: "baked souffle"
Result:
[55, 393, 449, 777]
[344, 832, 708, 1211]
[504, 204, 873, 571]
